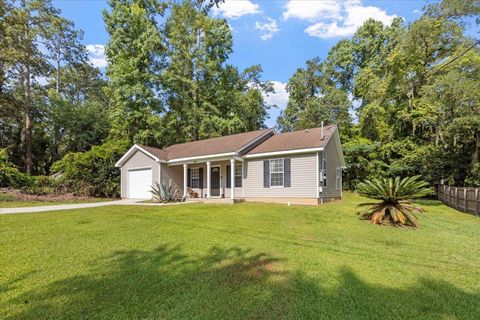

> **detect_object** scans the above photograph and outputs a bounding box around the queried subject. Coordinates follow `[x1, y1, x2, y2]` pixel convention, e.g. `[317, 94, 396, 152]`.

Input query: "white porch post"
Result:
[206, 161, 211, 199]
[230, 158, 235, 199]
[183, 163, 188, 198]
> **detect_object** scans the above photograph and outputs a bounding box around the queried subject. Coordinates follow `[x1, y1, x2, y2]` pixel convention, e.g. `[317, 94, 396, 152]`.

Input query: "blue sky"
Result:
[53, 0, 430, 127]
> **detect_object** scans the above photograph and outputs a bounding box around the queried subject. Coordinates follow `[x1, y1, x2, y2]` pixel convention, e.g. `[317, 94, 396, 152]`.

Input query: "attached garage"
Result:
[127, 168, 152, 199]
[116, 145, 163, 199]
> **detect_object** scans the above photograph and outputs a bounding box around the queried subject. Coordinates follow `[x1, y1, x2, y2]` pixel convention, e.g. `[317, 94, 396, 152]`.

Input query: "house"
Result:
[115, 125, 346, 205]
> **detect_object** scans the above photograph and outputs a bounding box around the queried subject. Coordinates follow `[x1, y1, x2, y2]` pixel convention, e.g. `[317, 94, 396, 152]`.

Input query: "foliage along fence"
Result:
[437, 185, 480, 216]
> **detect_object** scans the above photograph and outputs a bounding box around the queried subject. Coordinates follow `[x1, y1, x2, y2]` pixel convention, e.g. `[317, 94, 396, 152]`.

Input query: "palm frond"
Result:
[356, 176, 430, 228]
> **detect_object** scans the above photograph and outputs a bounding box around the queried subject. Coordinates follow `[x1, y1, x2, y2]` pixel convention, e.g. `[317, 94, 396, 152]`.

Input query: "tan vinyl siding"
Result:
[321, 133, 342, 199]
[243, 153, 317, 198]
[120, 150, 159, 198]
[161, 165, 184, 197]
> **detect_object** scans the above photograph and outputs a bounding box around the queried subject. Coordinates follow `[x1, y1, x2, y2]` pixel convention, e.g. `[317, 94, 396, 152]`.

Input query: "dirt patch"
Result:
[0, 188, 114, 202]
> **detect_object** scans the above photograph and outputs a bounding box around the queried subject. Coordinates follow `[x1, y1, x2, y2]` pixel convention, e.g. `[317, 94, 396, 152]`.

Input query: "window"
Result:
[336, 168, 342, 190]
[190, 168, 200, 188]
[270, 158, 284, 187]
[235, 164, 242, 187]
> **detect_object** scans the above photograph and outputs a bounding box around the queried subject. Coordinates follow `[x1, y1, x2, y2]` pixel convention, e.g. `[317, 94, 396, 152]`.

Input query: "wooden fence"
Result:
[437, 185, 480, 216]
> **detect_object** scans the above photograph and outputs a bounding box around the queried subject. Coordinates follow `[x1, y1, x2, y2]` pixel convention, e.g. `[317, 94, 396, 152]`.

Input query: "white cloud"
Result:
[282, 0, 342, 21]
[255, 18, 280, 40]
[413, 9, 421, 14]
[212, 0, 260, 19]
[264, 81, 289, 109]
[86, 44, 107, 68]
[283, 0, 396, 39]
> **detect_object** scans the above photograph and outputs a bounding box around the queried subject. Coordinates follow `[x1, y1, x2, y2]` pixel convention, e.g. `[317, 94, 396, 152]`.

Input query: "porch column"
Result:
[206, 161, 211, 199]
[230, 158, 235, 200]
[183, 163, 188, 198]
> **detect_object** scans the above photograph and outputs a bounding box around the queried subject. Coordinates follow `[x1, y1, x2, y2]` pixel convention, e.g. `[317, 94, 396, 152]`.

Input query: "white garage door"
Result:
[128, 168, 152, 199]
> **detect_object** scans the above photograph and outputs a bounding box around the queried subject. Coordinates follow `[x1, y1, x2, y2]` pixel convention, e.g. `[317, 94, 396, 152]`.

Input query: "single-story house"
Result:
[115, 125, 345, 205]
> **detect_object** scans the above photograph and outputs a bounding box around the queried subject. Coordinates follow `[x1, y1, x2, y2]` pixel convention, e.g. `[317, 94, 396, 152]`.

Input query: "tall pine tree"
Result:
[104, 0, 166, 145]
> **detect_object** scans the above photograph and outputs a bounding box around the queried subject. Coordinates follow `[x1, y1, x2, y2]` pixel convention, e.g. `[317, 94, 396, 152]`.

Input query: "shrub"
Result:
[0, 149, 32, 188]
[51, 140, 129, 197]
[150, 179, 179, 202]
[22, 176, 59, 195]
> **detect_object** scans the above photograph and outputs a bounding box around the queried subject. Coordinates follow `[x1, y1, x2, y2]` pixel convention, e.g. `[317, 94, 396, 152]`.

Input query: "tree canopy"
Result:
[278, 1, 479, 187]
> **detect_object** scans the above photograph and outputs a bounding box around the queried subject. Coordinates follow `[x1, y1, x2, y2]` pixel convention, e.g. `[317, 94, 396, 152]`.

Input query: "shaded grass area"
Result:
[0, 193, 111, 208]
[1, 192, 479, 319]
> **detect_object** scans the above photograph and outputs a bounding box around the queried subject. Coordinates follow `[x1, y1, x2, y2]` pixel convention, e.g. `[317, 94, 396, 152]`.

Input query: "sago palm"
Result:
[356, 176, 431, 227]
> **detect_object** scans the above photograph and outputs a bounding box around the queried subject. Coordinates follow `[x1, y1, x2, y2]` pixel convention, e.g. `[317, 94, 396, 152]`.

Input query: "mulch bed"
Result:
[0, 188, 111, 202]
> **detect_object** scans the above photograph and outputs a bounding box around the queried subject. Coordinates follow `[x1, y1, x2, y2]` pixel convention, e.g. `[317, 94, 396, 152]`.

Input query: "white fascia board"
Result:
[115, 144, 163, 167]
[167, 152, 236, 164]
[244, 147, 324, 159]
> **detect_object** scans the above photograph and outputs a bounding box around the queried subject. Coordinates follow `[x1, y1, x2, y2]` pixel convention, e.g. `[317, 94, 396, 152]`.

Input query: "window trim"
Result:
[269, 158, 284, 187]
[234, 163, 242, 188]
[190, 167, 200, 189]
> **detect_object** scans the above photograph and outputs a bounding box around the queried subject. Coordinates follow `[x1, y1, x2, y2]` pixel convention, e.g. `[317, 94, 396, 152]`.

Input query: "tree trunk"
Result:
[22, 63, 33, 174]
[56, 46, 60, 93]
[22, 9, 33, 174]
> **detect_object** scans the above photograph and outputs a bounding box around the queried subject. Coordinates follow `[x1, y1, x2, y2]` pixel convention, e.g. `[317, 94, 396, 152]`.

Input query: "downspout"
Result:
[157, 161, 162, 184]
[320, 151, 324, 205]
[320, 121, 325, 204]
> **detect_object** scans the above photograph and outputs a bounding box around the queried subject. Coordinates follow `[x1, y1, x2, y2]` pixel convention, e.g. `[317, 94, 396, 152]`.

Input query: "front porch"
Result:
[162, 156, 244, 201]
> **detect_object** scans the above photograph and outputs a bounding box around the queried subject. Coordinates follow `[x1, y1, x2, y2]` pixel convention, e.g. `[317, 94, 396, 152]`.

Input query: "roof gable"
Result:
[115, 144, 165, 167]
[246, 125, 336, 156]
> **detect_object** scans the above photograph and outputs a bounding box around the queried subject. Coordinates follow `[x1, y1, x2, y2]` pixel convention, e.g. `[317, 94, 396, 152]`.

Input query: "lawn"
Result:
[0, 193, 111, 208]
[1, 192, 479, 319]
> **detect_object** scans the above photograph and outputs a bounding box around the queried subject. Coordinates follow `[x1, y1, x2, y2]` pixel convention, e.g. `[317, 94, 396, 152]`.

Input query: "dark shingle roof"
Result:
[140, 128, 272, 161]
[138, 125, 336, 161]
[245, 125, 336, 155]
[139, 145, 169, 160]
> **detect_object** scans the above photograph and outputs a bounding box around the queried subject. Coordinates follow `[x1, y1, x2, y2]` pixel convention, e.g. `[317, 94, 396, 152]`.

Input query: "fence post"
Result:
[476, 189, 479, 217]
[454, 187, 458, 209]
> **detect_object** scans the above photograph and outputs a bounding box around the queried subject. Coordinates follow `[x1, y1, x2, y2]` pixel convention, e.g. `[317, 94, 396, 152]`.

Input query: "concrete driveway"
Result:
[0, 199, 140, 215]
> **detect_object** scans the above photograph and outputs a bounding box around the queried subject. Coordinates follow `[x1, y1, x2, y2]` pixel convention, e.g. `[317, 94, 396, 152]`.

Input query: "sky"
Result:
[53, 0, 431, 127]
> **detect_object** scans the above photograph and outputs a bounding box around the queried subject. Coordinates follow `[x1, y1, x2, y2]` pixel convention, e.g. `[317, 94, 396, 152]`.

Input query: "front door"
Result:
[211, 166, 221, 197]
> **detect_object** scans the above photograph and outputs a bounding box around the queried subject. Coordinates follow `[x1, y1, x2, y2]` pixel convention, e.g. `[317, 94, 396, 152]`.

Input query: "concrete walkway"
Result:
[0, 199, 197, 215]
[0, 199, 139, 215]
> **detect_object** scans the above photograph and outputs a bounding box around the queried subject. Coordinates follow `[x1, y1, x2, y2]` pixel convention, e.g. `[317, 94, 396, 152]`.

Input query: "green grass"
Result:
[1, 192, 479, 319]
[0, 193, 111, 208]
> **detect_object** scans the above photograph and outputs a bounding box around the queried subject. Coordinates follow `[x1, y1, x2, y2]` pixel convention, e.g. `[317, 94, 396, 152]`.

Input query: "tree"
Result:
[279, 0, 479, 188]
[163, 0, 232, 142]
[44, 16, 87, 93]
[43, 63, 110, 169]
[1, 0, 59, 173]
[278, 58, 352, 135]
[163, 1, 272, 145]
[103, 0, 166, 145]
